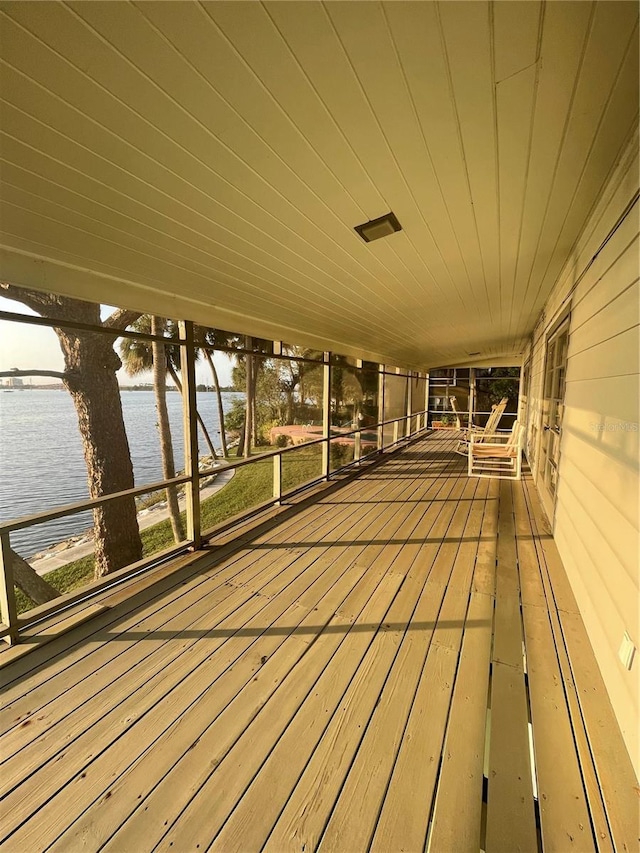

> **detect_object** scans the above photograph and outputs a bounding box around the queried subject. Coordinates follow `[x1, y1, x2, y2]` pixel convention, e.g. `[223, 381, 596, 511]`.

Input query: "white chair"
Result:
[456, 397, 509, 455]
[468, 421, 524, 480]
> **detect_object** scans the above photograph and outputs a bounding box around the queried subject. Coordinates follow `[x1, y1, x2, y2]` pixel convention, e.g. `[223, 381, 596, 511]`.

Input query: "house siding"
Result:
[526, 131, 639, 774]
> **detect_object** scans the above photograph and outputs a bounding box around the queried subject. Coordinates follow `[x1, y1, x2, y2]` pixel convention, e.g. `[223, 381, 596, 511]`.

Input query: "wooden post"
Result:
[322, 352, 331, 480]
[424, 371, 430, 430]
[273, 453, 282, 504]
[179, 320, 201, 550]
[0, 533, 19, 645]
[354, 430, 361, 464]
[378, 364, 385, 451]
[407, 371, 413, 436]
[470, 367, 476, 429]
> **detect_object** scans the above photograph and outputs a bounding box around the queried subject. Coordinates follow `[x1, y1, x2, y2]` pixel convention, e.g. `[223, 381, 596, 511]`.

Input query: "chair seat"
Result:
[470, 445, 517, 458]
[468, 421, 524, 480]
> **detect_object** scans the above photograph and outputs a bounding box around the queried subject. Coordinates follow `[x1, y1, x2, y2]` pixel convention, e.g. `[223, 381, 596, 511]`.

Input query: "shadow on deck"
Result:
[0, 433, 637, 852]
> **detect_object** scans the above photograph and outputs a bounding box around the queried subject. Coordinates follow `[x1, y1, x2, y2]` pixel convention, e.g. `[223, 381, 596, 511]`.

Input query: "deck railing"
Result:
[0, 313, 430, 644]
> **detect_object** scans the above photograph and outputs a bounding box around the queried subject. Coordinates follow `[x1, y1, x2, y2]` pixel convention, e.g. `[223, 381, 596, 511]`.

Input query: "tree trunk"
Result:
[244, 339, 253, 459]
[252, 387, 259, 447]
[11, 549, 60, 605]
[204, 350, 228, 458]
[152, 317, 185, 543]
[167, 363, 217, 460]
[57, 327, 143, 579]
[1, 285, 144, 580]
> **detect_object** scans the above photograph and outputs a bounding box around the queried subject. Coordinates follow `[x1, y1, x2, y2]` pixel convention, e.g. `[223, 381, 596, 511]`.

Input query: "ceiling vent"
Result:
[354, 212, 402, 243]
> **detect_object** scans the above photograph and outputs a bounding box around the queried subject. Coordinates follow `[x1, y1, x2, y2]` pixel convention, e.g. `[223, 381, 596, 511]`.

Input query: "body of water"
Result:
[0, 388, 244, 557]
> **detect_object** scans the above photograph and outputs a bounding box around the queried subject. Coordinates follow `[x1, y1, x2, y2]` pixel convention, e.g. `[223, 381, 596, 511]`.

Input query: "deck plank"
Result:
[1, 444, 438, 736]
[148, 465, 470, 852]
[6, 479, 433, 846]
[485, 480, 538, 853]
[253, 475, 480, 853]
[514, 480, 596, 851]
[427, 590, 494, 853]
[0, 446, 425, 716]
[522, 604, 595, 851]
[0, 434, 635, 853]
[37, 446, 460, 852]
[366, 477, 487, 853]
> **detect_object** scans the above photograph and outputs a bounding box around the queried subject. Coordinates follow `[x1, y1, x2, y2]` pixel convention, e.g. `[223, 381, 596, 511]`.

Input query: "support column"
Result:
[179, 320, 201, 550]
[273, 453, 282, 504]
[470, 368, 476, 429]
[424, 372, 430, 430]
[322, 352, 331, 480]
[378, 364, 385, 451]
[0, 533, 18, 645]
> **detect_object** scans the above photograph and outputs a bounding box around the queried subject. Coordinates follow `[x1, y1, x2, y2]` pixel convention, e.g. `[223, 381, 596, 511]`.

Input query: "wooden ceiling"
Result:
[0, 1, 637, 369]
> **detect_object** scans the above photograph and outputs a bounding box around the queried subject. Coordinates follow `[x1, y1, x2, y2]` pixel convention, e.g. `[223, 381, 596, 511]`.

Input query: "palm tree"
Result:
[119, 317, 194, 543]
[121, 318, 217, 459]
[194, 327, 229, 458]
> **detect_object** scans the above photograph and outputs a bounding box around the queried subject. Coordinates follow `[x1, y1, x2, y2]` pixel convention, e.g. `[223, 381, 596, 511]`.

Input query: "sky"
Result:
[0, 296, 235, 387]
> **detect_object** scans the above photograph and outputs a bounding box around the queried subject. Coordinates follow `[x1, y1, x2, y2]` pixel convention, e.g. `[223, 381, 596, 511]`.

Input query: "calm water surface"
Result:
[0, 389, 243, 557]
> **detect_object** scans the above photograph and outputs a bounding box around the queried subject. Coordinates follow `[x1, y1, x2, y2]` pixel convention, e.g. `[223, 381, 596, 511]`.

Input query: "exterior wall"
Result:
[526, 132, 639, 774]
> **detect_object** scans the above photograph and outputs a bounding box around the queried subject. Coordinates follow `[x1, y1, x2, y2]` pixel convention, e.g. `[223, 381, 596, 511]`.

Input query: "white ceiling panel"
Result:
[0, 0, 637, 369]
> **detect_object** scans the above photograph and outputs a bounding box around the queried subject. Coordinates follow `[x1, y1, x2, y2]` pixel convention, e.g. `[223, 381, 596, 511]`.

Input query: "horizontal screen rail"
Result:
[0, 476, 190, 534]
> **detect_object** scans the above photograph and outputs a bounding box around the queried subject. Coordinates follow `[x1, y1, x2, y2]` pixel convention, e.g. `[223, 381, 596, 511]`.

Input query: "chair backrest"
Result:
[483, 397, 509, 435]
[448, 396, 463, 430]
[504, 421, 524, 452]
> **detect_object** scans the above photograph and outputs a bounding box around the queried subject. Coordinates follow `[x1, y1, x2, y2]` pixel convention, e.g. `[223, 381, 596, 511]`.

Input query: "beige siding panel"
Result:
[570, 282, 639, 355]
[571, 213, 640, 316]
[554, 524, 639, 769]
[542, 146, 639, 328]
[526, 127, 639, 775]
[556, 470, 638, 625]
[566, 326, 638, 382]
[561, 399, 639, 534]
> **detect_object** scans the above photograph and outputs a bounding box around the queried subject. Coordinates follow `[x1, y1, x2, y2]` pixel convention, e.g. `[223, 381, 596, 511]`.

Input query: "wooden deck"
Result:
[0, 434, 637, 853]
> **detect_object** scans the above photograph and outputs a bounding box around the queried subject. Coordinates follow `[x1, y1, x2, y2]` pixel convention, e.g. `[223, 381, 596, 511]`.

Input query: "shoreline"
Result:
[29, 467, 236, 577]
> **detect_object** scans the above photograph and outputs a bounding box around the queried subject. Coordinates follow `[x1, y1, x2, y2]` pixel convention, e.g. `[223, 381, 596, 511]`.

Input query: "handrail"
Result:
[0, 412, 429, 535]
[0, 301, 432, 646]
[0, 476, 190, 535]
[197, 410, 429, 477]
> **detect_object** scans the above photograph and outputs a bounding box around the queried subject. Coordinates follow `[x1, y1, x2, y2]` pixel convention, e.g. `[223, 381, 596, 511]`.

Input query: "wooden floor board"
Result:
[365, 477, 487, 853]
[1, 442, 438, 738]
[486, 479, 538, 853]
[5, 461, 437, 848]
[1, 439, 436, 694]
[426, 478, 498, 853]
[0, 434, 635, 853]
[149, 462, 462, 844]
[258, 473, 477, 853]
[35, 443, 460, 852]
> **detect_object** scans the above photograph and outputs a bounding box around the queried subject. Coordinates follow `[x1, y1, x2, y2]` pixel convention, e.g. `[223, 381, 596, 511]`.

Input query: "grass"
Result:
[15, 445, 324, 615]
